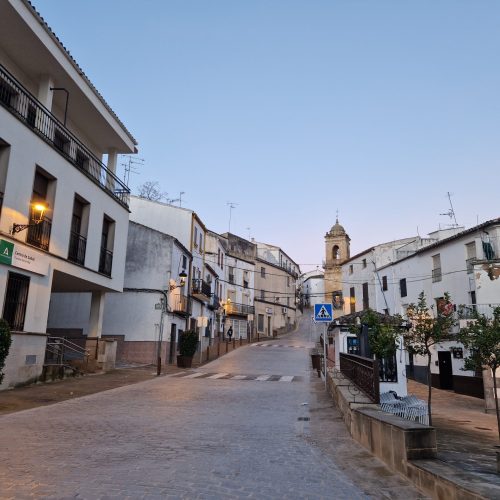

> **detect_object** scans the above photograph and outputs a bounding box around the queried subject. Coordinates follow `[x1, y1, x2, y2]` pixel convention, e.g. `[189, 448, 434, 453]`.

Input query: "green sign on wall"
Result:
[0, 240, 13, 266]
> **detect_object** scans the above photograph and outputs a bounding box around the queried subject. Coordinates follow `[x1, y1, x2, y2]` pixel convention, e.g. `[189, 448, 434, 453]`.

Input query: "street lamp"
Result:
[11, 201, 48, 234]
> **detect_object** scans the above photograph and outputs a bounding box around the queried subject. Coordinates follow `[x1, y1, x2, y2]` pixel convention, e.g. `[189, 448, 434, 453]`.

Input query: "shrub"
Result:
[179, 330, 199, 357]
[0, 318, 12, 385]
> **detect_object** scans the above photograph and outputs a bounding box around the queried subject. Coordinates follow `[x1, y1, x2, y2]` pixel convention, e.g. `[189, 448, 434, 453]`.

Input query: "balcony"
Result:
[68, 231, 87, 266]
[209, 294, 220, 311]
[457, 303, 500, 320]
[432, 267, 442, 283]
[99, 247, 113, 277]
[226, 302, 255, 316]
[192, 278, 211, 302]
[0, 64, 130, 208]
[172, 293, 191, 316]
[26, 216, 51, 251]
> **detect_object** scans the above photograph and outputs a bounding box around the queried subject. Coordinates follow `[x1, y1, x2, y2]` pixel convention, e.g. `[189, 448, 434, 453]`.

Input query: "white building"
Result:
[129, 197, 219, 349]
[0, 0, 137, 388]
[298, 269, 325, 309]
[220, 233, 256, 339]
[374, 219, 500, 399]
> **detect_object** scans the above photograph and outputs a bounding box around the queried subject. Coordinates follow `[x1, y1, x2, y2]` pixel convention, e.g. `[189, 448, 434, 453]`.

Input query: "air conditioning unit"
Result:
[282, 307, 287, 314]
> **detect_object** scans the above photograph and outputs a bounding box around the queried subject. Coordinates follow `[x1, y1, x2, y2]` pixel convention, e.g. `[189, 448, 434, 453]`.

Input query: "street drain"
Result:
[298, 417, 310, 421]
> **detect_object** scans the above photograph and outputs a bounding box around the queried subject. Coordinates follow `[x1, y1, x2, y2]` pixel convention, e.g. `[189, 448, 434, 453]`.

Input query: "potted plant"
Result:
[177, 330, 199, 368]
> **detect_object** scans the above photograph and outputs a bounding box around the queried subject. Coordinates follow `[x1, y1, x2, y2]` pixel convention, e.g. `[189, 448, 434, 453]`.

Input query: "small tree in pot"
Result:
[177, 330, 199, 368]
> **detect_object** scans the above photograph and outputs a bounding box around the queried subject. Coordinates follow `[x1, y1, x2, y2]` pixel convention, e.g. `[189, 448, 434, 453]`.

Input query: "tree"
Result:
[137, 181, 167, 201]
[0, 318, 12, 385]
[457, 306, 500, 440]
[355, 309, 403, 360]
[404, 292, 455, 426]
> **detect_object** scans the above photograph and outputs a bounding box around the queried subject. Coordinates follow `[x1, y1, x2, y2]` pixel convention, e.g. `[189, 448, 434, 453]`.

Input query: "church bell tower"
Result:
[324, 218, 350, 313]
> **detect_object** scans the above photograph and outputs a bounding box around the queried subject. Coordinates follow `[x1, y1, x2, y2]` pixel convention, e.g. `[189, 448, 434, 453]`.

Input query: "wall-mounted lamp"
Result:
[11, 202, 48, 234]
[169, 269, 188, 291]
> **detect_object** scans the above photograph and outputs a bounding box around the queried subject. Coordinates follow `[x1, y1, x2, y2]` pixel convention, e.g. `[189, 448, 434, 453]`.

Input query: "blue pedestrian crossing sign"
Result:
[314, 303, 333, 322]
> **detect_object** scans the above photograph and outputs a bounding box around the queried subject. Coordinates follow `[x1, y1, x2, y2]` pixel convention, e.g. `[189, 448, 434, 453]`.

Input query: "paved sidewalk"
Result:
[0, 364, 182, 416]
[408, 379, 500, 486]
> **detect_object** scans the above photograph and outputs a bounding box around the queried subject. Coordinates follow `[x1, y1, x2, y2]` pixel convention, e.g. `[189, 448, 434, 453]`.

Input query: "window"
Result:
[332, 245, 340, 260]
[258, 314, 264, 332]
[382, 275, 388, 291]
[287, 276, 290, 287]
[228, 266, 235, 284]
[349, 265, 353, 275]
[400, 278, 407, 298]
[362, 259, 367, 268]
[3, 272, 30, 331]
[99, 215, 114, 276]
[27, 169, 53, 251]
[260, 289, 265, 300]
[0, 139, 10, 216]
[261, 267, 266, 278]
[221, 253, 224, 270]
[193, 227, 198, 248]
[362, 282, 369, 310]
[349, 287, 355, 314]
[182, 255, 187, 270]
[68, 196, 88, 265]
[287, 297, 290, 307]
[217, 249, 221, 267]
[465, 242, 476, 274]
[26, 104, 36, 128]
[432, 254, 442, 282]
[53, 128, 70, 154]
[199, 233, 203, 250]
[75, 149, 89, 171]
[0, 79, 18, 108]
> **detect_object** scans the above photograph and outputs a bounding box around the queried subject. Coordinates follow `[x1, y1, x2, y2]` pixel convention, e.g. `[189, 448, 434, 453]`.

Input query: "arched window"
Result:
[332, 245, 340, 260]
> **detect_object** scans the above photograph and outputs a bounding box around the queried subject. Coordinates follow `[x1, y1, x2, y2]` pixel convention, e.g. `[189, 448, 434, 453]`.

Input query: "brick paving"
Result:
[0, 319, 426, 499]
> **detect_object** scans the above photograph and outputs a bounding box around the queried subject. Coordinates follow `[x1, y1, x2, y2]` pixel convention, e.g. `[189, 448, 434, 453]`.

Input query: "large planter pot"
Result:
[177, 355, 193, 368]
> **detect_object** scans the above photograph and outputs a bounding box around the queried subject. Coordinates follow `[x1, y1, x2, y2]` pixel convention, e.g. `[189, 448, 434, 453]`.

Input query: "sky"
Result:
[32, 0, 500, 272]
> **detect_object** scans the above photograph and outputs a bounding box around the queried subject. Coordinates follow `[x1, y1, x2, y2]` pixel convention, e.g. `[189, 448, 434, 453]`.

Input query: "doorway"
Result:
[438, 351, 454, 390]
[168, 324, 177, 364]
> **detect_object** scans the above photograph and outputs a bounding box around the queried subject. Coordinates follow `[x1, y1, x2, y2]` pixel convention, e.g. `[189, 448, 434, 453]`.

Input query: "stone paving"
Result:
[0, 318, 426, 499]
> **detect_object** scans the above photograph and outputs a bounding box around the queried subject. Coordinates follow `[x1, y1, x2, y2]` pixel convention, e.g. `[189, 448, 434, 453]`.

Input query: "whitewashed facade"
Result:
[1, 0, 136, 388]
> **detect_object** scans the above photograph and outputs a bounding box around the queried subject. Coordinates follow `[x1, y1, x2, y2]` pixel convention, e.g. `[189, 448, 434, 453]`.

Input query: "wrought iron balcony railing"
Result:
[432, 267, 442, 283]
[26, 216, 52, 251]
[0, 63, 130, 208]
[226, 302, 255, 316]
[68, 231, 87, 266]
[192, 278, 211, 298]
[172, 293, 190, 315]
[99, 247, 113, 276]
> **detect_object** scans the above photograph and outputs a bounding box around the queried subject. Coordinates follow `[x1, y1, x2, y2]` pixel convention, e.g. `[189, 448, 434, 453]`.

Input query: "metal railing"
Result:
[44, 336, 89, 365]
[210, 294, 220, 310]
[99, 247, 113, 276]
[68, 231, 87, 265]
[226, 302, 255, 316]
[172, 293, 190, 315]
[192, 278, 211, 297]
[458, 303, 500, 319]
[339, 352, 380, 403]
[26, 217, 52, 251]
[0, 63, 130, 208]
[432, 267, 442, 282]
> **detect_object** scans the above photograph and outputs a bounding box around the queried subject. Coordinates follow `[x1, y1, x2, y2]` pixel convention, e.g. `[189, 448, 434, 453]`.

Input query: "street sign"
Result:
[314, 303, 333, 322]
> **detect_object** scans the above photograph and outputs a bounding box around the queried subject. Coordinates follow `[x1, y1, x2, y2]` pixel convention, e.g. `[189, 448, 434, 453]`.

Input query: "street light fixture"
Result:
[11, 201, 48, 234]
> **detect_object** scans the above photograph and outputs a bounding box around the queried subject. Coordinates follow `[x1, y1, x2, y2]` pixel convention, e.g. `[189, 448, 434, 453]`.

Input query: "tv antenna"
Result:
[227, 202, 238, 233]
[439, 191, 459, 227]
[246, 227, 251, 240]
[120, 155, 144, 186]
[168, 191, 186, 207]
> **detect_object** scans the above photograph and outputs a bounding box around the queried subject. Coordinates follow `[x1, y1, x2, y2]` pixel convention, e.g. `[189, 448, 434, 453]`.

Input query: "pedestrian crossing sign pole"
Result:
[313, 304, 333, 388]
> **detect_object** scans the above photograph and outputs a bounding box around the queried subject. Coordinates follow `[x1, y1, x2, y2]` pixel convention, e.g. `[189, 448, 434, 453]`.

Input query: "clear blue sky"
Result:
[32, 0, 500, 271]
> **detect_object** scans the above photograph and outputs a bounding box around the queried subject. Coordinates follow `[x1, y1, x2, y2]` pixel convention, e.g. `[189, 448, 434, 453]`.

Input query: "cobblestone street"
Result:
[0, 319, 424, 499]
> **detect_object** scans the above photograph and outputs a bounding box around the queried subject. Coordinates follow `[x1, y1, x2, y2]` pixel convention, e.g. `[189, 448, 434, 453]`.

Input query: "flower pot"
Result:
[177, 355, 193, 368]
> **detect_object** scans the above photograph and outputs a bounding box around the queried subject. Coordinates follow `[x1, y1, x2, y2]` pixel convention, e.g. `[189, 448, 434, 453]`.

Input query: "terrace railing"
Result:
[339, 352, 380, 403]
[0, 63, 130, 208]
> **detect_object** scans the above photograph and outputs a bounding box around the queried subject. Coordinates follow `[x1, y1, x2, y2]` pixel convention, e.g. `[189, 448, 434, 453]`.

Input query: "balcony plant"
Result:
[177, 330, 199, 368]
